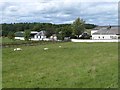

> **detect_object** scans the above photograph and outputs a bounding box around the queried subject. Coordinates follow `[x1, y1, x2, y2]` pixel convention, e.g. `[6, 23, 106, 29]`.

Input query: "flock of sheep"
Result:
[13, 46, 62, 51]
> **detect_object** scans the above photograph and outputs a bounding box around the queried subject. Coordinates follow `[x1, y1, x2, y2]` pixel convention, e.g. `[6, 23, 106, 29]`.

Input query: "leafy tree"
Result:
[63, 26, 72, 37]
[32, 24, 40, 31]
[85, 24, 97, 29]
[55, 27, 64, 40]
[71, 17, 85, 38]
[56, 25, 73, 40]
[58, 31, 65, 40]
[24, 30, 31, 41]
[7, 31, 15, 40]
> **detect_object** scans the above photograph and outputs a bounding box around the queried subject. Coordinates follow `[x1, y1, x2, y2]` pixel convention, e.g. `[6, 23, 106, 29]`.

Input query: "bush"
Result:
[70, 35, 78, 39]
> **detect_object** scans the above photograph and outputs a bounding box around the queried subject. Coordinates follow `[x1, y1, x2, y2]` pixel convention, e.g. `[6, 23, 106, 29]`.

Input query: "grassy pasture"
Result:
[2, 42, 118, 88]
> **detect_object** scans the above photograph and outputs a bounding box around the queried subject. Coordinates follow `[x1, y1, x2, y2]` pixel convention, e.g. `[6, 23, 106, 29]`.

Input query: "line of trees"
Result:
[1, 17, 97, 40]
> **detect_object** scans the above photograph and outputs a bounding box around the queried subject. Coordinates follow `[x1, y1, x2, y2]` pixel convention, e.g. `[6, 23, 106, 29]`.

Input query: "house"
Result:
[34, 31, 46, 39]
[34, 31, 47, 40]
[91, 26, 120, 40]
[15, 30, 49, 41]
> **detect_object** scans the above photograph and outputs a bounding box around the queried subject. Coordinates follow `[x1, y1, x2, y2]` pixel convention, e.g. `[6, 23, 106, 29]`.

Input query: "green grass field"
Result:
[2, 42, 118, 88]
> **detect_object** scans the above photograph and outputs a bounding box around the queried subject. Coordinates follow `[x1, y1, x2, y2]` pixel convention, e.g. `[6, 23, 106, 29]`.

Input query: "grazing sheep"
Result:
[14, 48, 22, 51]
[14, 49, 16, 51]
[59, 46, 62, 48]
[44, 48, 49, 50]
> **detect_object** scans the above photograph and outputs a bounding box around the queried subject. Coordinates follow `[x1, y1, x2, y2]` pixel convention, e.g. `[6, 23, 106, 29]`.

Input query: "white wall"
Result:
[34, 35, 46, 39]
[41, 36, 46, 39]
[71, 39, 120, 42]
[15, 37, 24, 40]
[15, 36, 49, 41]
[30, 38, 50, 41]
[92, 35, 118, 40]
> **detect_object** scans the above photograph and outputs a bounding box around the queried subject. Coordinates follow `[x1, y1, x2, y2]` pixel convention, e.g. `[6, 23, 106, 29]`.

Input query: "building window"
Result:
[103, 36, 104, 39]
[98, 36, 100, 39]
[110, 36, 117, 39]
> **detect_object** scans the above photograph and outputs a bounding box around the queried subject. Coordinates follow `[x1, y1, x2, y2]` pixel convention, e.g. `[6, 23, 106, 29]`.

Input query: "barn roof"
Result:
[92, 26, 120, 35]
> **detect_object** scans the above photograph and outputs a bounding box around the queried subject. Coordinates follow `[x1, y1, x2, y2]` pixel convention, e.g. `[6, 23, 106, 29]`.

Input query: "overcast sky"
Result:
[0, 0, 119, 25]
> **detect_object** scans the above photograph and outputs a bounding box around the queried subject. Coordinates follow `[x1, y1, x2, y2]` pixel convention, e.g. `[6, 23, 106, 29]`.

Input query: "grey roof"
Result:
[15, 31, 47, 37]
[15, 32, 24, 37]
[93, 26, 108, 30]
[93, 26, 120, 35]
[36, 31, 47, 36]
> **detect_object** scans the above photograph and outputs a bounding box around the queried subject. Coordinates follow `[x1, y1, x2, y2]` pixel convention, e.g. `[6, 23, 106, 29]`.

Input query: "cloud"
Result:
[0, 0, 119, 25]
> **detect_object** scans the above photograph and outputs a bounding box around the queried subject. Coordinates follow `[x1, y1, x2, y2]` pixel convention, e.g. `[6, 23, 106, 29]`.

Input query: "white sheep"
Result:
[59, 46, 62, 48]
[14, 48, 22, 51]
[44, 48, 49, 50]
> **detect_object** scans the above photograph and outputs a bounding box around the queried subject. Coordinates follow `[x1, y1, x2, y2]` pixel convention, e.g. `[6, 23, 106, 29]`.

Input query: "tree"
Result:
[24, 30, 31, 41]
[32, 24, 40, 31]
[63, 26, 72, 37]
[84, 24, 97, 29]
[7, 31, 15, 40]
[56, 25, 73, 40]
[71, 17, 85, 38]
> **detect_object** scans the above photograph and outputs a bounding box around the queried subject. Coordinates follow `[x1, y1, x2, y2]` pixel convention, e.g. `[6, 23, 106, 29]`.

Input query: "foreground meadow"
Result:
[2, 42, 118, 88]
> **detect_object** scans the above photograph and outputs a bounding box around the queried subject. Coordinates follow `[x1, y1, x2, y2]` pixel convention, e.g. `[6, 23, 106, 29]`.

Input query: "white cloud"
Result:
[0, 0, 119, 25]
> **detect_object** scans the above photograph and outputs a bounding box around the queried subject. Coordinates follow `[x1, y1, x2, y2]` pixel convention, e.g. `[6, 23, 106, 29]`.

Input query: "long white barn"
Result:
[91, 26, 120, 40]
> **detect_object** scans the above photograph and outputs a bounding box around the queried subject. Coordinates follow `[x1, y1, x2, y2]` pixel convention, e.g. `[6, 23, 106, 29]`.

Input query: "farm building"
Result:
[91, 26, 120, 40]
[15, 31, 49, 41]
[14, 31, 24, 40]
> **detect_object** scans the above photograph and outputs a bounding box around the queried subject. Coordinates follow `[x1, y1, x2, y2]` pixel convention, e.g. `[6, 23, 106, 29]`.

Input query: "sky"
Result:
[0, 0, 119, 26]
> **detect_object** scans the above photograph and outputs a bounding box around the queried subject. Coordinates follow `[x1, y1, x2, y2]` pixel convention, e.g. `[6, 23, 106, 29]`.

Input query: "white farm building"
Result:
[91, 26, 120, 40]
[15, 31, 49, 41]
